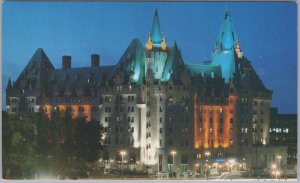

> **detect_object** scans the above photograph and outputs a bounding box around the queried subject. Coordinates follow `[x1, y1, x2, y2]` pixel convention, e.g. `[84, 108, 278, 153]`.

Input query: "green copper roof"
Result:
[216, 12, 238, 51]
[210, 12, 239, 83]
[186, 64, 222, 78]
[150, 9, 162, 45]
[211, 49, 235, 83]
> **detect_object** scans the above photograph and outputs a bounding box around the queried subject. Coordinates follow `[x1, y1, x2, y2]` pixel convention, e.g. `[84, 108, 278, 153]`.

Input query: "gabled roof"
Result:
[48, 65, 116, 87]
[240, 59, 272, 93]
[161, 42, 185, 82]
[116, 38, 143, 73]
[116, 38, 144, 84]
[15, 48, 55, 89]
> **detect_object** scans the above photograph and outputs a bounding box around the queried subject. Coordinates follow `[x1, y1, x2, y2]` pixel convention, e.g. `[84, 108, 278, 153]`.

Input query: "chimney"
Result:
[91, 54, 100, 67]
[62, 56, 71, 70]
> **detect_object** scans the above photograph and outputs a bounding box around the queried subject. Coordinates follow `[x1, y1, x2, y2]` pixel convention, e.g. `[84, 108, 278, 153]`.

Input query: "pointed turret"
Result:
[146, 9, 168, 50]
[6, 78, 12, 91]
[150, 9, 162, 45]
[146, 34, 153, 50]
[215, 12, 239, 51]
[161, 33, 167, 50]
[211, 12, 243, 83]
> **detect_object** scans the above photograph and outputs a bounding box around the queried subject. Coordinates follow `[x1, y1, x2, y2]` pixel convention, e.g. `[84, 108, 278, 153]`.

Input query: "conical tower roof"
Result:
[216, 12, 239, 50]
[211, 12, 239, 83]
[150, 9, 162, 44]
[6, 78, 12, 91]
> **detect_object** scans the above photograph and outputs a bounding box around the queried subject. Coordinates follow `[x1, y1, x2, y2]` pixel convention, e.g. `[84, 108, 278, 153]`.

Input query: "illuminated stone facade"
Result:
[6, 11, 287, 174]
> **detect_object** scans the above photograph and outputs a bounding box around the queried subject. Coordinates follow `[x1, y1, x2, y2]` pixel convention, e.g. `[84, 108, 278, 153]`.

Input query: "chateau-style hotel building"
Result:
[6, 10, 290, 175]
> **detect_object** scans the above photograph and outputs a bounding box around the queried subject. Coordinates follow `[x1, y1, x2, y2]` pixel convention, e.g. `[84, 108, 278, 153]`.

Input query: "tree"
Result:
[2, 112, 37, 179]
[3, 109, 105, 179]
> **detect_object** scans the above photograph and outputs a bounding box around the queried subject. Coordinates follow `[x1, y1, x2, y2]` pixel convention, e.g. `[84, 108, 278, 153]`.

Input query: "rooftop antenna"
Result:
[226, 1, 228, 12]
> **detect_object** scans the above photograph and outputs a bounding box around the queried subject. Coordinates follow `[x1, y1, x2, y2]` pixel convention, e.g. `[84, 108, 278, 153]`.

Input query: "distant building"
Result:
[270, 108, 297, 167]
[6, 10, 292, 175]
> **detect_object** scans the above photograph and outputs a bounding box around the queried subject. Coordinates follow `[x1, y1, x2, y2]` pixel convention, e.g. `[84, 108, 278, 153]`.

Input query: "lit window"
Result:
[219, 108, 223, 113]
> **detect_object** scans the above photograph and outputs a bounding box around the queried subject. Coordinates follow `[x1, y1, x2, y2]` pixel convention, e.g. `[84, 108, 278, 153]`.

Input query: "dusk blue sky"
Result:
[2, 2, 297, 113]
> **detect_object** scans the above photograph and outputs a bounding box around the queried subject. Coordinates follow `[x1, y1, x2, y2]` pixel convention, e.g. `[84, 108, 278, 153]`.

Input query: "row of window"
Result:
[199, 108, 234, 114]
[115, 85, 133, 92]
[12, 107, 35, 113]
[199, 118, 234, 124]
[199, 127, 233, 134]
[252, 128, 264, 133]
[253, 101, 265, 106]
[253, 110, 264, 115]
[270, 128, 289, 133]
[104, 137, 135, 146]
[10, 97, 35, 104]
[252, 118, 264, 124]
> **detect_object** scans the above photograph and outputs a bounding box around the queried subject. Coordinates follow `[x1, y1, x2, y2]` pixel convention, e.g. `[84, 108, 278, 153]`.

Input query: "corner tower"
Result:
[146, 9, 167, 50]
[145, 10, 169, 80]
[211, 12, 243, 83]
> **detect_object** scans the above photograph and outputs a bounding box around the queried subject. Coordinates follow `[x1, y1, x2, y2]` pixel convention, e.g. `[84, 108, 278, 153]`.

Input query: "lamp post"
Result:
[120, 151, 126, 180]
[271, 163, 277, 179]
[171, 151, 176, 179]
[195, 163, 199, 176]
[204, 151, 211, 179]
[277, 155, 282, 169]
[277, 155, 282, 179]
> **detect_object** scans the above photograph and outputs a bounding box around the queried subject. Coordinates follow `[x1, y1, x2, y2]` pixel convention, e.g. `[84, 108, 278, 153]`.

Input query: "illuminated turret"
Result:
[235, 40, 243, 58]
[146, 9, 167, 50]
[211, 12, 242, 83]
[146, 34, 153, 50]
[161, 33, 167, 50]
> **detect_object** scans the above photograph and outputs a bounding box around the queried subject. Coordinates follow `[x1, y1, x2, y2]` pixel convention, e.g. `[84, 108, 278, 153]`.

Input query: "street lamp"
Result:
[195, 163, 199, 175]
[171, 151, 176, 179]
[204, 151, 211, 179]
[271, 163, 277, 179]
[120, 151, 126, 180]
[277, 155, 282, 169]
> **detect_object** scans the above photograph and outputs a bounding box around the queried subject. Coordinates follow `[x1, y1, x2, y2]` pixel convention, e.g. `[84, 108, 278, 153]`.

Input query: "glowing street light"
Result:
[120, 151, 126, 180]
[170, 151, 176, 179]
[204, 151, 211, 157]
[277, 155, 282, 170]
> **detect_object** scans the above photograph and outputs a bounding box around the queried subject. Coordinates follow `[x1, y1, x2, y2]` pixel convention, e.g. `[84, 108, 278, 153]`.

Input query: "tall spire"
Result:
[6, 78, 12, 91]
[161, 33, 167, 50]
[150, 9, 162, 45]
[146, 34, 153, 50]
[216, 12, 239, 51]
